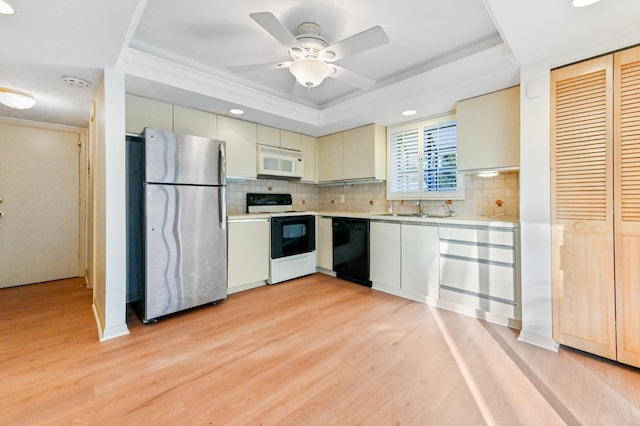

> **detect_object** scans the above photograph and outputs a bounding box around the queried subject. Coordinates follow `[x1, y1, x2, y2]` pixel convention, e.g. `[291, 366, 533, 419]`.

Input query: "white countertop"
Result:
[228, 210, 519, 227]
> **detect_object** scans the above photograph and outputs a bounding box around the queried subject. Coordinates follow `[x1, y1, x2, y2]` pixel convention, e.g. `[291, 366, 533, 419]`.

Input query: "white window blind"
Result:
[424, 120, 458, 193]
[387, 114, 464, 200]
[389, 127, 420, 197]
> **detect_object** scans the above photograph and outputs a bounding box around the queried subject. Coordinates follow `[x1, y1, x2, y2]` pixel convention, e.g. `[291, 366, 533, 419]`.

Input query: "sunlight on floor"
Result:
[430, 306, 565, 425]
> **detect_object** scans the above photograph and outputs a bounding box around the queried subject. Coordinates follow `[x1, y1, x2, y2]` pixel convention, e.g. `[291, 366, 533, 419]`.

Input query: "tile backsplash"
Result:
[227, 171, 519, 218]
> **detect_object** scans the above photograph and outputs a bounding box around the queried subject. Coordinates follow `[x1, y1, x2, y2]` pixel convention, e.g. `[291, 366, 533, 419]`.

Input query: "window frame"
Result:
[386, 113, 465, 201]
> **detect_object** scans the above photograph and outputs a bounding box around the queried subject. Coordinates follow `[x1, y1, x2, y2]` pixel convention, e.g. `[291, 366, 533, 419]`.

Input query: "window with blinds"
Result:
[387, 114, 465, 200]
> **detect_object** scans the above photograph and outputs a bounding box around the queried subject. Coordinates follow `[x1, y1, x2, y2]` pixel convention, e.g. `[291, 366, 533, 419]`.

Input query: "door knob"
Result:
[0, 211, 4, 217]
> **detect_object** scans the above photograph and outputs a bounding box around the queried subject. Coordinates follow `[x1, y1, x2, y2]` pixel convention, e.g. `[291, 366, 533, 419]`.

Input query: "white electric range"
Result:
[246, 193, 316, 284]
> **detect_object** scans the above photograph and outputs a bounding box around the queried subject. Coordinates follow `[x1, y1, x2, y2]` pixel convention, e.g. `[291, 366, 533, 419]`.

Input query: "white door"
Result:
[0, 122, 81, 288]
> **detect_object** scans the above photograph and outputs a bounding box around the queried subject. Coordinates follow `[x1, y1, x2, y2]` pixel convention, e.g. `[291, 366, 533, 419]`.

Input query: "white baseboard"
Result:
[517, 330, 559, 352]
[92, 303, 130, 342]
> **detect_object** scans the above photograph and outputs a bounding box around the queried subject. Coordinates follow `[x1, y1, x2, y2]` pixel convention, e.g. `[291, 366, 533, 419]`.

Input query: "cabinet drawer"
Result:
[440, 256, 515, 301]
[439, 226, 513, 246]
[439, 288, 516, 318]
[439, 241, 513, 264]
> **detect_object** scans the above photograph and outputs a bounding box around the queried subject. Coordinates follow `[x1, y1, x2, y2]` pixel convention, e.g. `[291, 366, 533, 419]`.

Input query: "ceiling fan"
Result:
[229, 12, 389, 89]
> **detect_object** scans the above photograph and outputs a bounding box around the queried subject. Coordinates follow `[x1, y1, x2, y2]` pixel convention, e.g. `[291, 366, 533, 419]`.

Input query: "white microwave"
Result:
[257, 144, 304, 179]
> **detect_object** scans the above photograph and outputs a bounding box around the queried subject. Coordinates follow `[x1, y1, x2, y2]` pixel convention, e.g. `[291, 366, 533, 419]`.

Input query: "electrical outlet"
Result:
[340, 194, 345, 203]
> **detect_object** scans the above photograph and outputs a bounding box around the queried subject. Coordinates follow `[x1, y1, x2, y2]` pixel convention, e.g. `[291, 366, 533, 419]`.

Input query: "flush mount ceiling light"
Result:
[289, 58, 332, 88]
[0, 87, 36, 109]
[0, 0, 14, 14]
[229, 108, 244, 115]
[570, 0, 602, 7]
[402, 110, 417, 116]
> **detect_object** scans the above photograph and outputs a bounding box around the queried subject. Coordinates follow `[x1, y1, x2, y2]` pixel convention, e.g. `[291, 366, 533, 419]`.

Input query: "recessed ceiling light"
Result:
[570, 0, 602, 7]
[229, 108, 244, 115]
[0, 0, 14, 15]
[402, 110, 417, 116]
[0, 87, 36, 109]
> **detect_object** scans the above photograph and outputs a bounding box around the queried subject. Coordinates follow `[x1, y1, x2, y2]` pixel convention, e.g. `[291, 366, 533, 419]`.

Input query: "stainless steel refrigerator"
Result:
[127, 128, 227, 323]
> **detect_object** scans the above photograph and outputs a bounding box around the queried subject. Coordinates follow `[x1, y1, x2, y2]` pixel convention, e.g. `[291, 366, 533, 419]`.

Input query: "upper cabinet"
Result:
[456, 86, 520, 173]
[317, 124, 386, 183]
[257, 124, 281, 147]
[317, 131, 344, 182]
[281, 130, 301, 151]
[258, 125, 303, 151]
[218, 116, 258, 180]
[173, 105, 217, 139]
[300, 134, 316, 183]
[125, 94, 218, 140]
[125, 94, 173, 135]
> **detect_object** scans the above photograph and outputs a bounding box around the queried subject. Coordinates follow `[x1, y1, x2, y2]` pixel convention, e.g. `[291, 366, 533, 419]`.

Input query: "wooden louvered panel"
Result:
[553, 66, 609, 222]
[618, 58, 640, 222]
[615, 46, 640, 368]
[550, 54, 616, 360]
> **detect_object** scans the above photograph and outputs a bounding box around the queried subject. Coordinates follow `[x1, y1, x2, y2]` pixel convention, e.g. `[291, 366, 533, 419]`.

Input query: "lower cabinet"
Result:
[228, 219, 270, 293]
[370, 221, 439, 301]
[316, 217, 333, 271]
[438, 224, 519, 321]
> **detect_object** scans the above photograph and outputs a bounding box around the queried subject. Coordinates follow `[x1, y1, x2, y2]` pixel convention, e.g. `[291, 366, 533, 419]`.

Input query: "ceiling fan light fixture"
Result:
[0, 87, 36, 109]
[289, 58, 331, 88]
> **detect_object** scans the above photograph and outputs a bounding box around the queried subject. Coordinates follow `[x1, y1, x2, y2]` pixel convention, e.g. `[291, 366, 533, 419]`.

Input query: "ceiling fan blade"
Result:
[228, 61, 291, 73]
[330, 65, 376, 89]
[320, 26, 389, 62]
[250, 12, 304, 50]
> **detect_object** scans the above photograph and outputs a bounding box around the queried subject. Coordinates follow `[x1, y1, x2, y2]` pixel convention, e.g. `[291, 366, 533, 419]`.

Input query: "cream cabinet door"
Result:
[281, 130, 301, 150]
[218, 116, 257, 180]
[300, 134, 316, 183]
[343, 124, 385, 180]
[317, 217, 333, 270]
[125, 94, 173, 135]
[228, 220, 269, 291]
[317, 132, 344, 182]
[173, 105, 217, 139]
[370, 222, 401, 288]
[401, 224, 439, 298]
[257, 124, 280, 147]
[456, 86, 520, 172]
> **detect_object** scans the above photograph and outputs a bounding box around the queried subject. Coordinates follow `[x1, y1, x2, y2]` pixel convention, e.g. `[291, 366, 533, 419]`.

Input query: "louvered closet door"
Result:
[614, 46, 640, 367]
[550, 55, 617, 359]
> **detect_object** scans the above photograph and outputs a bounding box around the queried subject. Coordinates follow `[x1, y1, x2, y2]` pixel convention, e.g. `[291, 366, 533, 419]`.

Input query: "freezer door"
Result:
[144, 128, 226, 186]
[145, 184, 227, 320]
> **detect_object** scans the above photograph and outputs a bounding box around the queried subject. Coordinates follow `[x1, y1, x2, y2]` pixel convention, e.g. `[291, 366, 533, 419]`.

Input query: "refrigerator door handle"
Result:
[219, 186, 227, 230]
[219, 143, 227, 185]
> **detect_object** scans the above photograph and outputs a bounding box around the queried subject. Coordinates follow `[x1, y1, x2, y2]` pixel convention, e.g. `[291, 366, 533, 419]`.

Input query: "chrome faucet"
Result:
[443, 202, 454, 217]
[416, 200, 424, 214]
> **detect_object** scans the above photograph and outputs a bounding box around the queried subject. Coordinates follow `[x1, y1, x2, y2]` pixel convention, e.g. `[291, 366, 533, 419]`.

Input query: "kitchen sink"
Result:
[381, 212, 414, 217]
[381, 212, 452, 218]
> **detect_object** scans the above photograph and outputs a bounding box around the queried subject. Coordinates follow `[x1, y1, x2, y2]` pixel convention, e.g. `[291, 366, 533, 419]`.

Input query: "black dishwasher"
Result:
[332, 217, 371, 287]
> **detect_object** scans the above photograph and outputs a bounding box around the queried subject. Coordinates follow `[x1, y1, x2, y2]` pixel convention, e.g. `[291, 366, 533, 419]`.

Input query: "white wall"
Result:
[92, 69, 129, 341]
[516, 62, 558, 351]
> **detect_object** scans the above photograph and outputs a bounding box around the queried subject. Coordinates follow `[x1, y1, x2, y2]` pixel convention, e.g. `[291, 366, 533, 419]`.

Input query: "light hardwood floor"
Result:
[2, 274, 640, 425]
